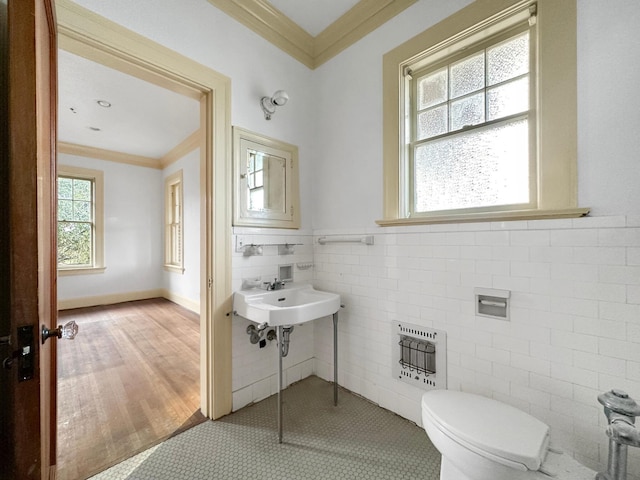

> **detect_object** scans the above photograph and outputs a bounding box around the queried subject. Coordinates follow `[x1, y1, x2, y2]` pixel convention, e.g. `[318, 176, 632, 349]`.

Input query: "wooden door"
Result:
[1, 0, 57, 478]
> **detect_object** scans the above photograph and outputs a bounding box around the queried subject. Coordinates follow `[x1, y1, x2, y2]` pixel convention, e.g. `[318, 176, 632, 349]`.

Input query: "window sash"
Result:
[404, 22, 536, 218]
[57, 175, 97, 268]
[164, 170, 184, 271]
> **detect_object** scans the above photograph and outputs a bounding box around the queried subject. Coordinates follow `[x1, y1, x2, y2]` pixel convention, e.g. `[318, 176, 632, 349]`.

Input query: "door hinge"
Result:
[208, 278, 213, 289]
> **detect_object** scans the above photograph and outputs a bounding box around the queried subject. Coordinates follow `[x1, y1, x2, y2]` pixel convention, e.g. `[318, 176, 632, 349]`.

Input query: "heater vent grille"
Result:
[393, 322, 446, 390]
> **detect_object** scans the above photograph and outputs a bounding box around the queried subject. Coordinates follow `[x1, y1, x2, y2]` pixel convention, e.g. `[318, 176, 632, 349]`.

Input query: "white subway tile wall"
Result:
[310, 217, 640, 478]
[228, 220, 640, 478]
[231, 230, 315, 411]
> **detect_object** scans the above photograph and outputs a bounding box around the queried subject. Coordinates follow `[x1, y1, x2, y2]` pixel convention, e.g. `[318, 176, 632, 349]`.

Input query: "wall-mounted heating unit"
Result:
[393, 322, 446, 390]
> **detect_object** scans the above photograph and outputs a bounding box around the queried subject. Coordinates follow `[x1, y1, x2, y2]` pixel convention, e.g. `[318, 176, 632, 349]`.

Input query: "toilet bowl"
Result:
[421, 390, 596, 480]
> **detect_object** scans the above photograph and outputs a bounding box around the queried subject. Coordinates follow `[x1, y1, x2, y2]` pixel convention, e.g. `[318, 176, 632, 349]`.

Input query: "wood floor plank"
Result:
[56, 298, 205, 480]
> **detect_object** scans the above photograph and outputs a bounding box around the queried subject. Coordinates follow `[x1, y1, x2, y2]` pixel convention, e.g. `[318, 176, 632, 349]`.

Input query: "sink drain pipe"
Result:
[280, 326, 293, 358]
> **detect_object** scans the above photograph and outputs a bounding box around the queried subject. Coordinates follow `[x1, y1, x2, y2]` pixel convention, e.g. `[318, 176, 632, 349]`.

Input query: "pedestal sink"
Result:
[233, 283, 340, 327]
[233, 283, 341, 443]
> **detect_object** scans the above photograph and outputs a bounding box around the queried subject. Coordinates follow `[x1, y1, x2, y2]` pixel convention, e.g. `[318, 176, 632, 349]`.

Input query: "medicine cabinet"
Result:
[233, 127, 300, 229]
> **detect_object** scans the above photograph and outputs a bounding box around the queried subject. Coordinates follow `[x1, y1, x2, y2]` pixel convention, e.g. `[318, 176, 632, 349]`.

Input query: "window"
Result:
[379, 0, 588, 225]
[411, 29, 532, 214]
[57, 165, 104, 274]
[247, 150, 265, 211]
[164, 170, 184, 273]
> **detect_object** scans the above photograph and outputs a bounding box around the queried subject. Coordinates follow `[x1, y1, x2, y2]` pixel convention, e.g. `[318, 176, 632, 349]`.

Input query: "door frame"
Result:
[55, 0, 233, 419]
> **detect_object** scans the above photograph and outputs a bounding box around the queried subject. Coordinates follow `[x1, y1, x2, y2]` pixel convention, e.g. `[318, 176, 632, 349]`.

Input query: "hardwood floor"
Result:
[56, 298, 205, 480]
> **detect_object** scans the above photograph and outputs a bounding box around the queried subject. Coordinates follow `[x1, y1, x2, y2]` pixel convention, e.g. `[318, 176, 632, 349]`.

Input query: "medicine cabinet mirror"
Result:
[233, 127, 300, 228]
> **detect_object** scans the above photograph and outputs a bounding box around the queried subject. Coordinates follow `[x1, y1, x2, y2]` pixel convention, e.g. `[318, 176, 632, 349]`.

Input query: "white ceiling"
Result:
[58, 49, 200, 160]
[268, 0, 361, 36]
[58, 1, 366, 159]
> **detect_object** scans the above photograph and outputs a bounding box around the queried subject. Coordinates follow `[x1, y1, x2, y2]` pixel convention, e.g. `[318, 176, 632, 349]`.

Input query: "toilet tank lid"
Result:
[422, 390, 549, 471]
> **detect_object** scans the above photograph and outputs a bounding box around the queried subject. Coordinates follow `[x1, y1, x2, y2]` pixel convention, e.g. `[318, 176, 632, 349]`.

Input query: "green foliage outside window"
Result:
[58, 176, 93, 267]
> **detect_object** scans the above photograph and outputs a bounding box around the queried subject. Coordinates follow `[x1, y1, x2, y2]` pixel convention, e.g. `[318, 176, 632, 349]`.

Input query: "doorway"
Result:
[54, 0, 233, 476]
[55, 45, 204, 478]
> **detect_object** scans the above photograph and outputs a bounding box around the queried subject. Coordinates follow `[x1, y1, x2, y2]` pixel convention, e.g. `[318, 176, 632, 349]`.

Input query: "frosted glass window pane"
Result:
[414, 118, 529, 212]
[417, 105, 448, 140]
[450, 93, 484, 131]
[450, 52, 484, 99]
[488, 32, 529, 86]
[418, 68, 447, 110]
[487, 77, 529, 120]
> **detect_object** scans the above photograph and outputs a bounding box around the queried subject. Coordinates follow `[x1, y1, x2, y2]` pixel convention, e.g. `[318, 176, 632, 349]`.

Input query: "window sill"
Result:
[376, 208, 591, 227]
[58, 266, 106, 276]
[164, 264, 185, 274]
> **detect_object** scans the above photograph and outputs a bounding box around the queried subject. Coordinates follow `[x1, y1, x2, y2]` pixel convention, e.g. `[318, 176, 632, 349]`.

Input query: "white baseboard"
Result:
[160, 289, 200, 314]
[58, 289, 200, 314]
[58, 289, 164, 311]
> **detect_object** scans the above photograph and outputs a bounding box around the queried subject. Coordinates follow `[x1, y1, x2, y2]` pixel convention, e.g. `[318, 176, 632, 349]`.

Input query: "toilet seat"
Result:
[421, 390, 549, 471]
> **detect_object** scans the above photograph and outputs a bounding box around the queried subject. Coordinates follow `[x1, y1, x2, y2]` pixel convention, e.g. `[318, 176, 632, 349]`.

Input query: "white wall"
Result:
[577, 0, 640, 215]
[67, 0, 640, 477]
[309, 0, 640, 477]
[311, 0, 472, 229]
[58, 153, 163, 302]
[162, 149, 201, 311]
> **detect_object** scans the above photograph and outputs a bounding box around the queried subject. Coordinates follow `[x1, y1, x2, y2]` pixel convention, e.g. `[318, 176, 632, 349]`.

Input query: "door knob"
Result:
[41, 320, 79, 344]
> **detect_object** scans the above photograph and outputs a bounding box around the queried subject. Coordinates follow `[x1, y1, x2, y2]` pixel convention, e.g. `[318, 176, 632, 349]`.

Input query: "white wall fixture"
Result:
[317, 235, 374, 245]
[393, 322, 447, 390]
[278, 264, 293, 282]
[260, 89, 289, 120]
[474, 287, 510, 320]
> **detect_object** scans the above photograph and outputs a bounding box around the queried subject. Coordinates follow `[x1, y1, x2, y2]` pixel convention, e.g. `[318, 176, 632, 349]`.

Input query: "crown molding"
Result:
[58, 129, 201, 170]
[160, 129, 201, 169]
[207, 0, 417, 69]
[314, 0, 417, 66]
[58, 142, 161, 169]
[208, 0, 314, 68]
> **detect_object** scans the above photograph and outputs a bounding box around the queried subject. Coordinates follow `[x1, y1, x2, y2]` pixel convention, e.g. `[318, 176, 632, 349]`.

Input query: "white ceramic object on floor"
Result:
[421, 390, 597, 480]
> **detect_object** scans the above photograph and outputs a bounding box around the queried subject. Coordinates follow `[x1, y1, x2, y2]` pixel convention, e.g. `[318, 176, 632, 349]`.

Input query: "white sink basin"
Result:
[233, 283, 340, 326]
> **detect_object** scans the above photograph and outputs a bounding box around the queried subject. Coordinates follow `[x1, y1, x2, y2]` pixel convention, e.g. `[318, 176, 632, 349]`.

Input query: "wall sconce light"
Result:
[260, 89, 289, 120]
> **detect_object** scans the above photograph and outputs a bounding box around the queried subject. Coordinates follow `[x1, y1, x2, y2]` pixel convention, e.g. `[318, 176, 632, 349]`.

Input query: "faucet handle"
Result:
[598, 389, 640, 417]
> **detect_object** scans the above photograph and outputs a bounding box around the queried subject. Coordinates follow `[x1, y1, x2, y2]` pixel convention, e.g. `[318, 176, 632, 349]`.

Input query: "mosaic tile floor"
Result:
[90, 376, 441, 479]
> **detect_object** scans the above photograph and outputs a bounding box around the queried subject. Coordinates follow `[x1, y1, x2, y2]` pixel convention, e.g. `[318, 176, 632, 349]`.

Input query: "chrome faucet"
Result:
[596, 389, 640, 480]
[265, 278, 284, 291]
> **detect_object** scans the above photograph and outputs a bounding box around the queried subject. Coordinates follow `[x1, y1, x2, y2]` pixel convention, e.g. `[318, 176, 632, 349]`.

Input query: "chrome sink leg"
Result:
[333, 312, 338, 406]
[277, 325, 283, 444]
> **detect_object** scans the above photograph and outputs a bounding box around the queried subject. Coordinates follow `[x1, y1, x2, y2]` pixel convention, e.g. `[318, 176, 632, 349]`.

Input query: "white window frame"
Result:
[379, 0, 589, 226]
[57, 165, 105, 275]
[164, 169, 184, 274]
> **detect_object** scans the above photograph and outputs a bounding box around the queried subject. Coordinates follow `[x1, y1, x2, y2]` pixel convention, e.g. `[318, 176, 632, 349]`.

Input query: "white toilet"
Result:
[421, 390, 596, 480]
